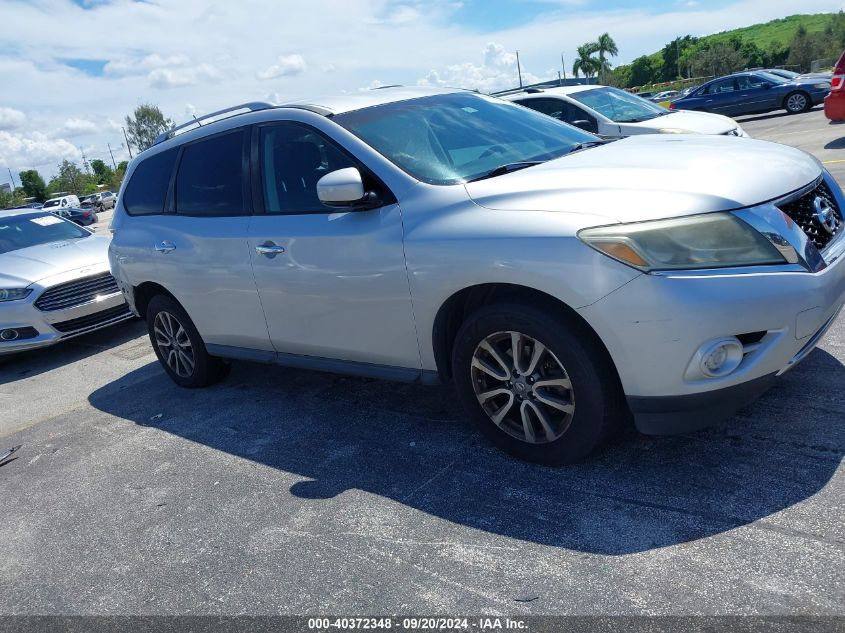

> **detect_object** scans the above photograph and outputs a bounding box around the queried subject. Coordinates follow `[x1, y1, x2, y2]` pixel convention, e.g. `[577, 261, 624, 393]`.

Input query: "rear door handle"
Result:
[255, 241, 286, 258]
[155, 241, 175, 253]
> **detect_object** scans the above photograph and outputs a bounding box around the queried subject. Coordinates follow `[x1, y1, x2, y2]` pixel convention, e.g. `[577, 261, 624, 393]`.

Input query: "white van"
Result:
[42, 194, 81, 213]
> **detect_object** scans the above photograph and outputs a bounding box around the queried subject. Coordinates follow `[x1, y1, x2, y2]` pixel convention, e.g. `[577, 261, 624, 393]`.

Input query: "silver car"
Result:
[0, 208, 132, 354]
[109, 87, 845, 463]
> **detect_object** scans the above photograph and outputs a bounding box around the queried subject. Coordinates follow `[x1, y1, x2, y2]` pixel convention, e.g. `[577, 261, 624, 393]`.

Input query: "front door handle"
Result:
[155, 241, 176, 253]
[255, 241, 286, 258]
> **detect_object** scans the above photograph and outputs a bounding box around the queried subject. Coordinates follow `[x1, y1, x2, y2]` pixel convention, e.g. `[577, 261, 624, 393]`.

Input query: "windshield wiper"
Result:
[566, 140, 613, 154]
[467, 161, 543, 182]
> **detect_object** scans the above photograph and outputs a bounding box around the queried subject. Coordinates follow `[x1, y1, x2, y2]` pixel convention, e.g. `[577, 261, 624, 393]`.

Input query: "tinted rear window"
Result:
[123, 149, 178, 216]
[175, 130, 245, 216]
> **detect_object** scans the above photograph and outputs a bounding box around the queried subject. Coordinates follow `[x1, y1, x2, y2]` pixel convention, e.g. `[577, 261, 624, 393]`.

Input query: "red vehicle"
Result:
[824, 51, 845, 120]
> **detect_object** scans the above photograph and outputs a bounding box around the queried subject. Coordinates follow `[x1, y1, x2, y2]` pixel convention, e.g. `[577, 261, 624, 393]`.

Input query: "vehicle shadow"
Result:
[824, 137, 845, 149]
[88, 346, 845, 555]
[0, 319, 146, 384]
[736, 105, 823, 124]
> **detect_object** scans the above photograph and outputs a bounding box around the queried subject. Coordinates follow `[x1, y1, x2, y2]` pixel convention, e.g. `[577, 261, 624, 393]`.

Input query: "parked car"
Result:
[763, 68, 833, 83]
[670, 71, 830, 116]
[110, 88, 845, 464]
[42, 194, 80, 212]
[67, 207, 98, 226]
[500, 85, 747, 138]
[650, 90, 680, 103]
[81, 191, 117, 213]
[824, 52, 845, 121]
[0, 208, 132, 354]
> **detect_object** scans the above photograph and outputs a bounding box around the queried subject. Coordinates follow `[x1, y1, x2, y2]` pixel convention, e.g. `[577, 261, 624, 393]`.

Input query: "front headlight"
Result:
[578, 213, 786, 272]
[0, 288, 32, 302]
[658, 128, 694, 134]
[816, 83, 831, 89]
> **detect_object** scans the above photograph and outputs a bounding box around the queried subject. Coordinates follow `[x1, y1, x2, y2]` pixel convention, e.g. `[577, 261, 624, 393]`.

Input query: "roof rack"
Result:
[489, 86, 549, 97]
[371, 84, 404, 90]
[152, 102, 275, 146]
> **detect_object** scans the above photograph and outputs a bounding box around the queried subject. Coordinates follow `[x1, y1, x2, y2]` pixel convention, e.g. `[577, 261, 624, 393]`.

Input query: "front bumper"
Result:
[0, 266, 134, 355]
[578, 181, 845, 434]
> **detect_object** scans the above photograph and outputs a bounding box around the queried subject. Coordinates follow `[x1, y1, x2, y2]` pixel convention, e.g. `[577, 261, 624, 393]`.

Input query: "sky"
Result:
[1, 0, 844, 183]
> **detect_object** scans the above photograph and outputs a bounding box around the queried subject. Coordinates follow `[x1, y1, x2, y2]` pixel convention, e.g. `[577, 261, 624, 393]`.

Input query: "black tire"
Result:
[146, 295, 230, 388]
[451, 303, 626, 465]
[784, 91, 810, 114]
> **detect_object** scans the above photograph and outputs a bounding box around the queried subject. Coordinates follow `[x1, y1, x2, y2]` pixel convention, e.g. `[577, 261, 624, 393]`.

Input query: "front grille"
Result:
[776, 180, 843, 251]
[52, 304, 131, 333]
[34, 273, 120, 312]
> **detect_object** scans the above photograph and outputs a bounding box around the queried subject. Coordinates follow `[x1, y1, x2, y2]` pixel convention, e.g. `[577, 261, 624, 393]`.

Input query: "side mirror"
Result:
[763, 83, 772, 89]
[571, 119, 598, 133]
[317, 167, 371, 207]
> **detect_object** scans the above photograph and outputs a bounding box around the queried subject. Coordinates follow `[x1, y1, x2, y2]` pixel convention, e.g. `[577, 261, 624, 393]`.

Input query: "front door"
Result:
[247, 121, 420, 370]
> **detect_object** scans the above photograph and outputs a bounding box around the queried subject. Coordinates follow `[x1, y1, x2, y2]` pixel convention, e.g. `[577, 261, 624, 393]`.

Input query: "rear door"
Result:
[247, 121, 420, 370]
[735, 74, 779, 113]
[126, 129, 272, 352]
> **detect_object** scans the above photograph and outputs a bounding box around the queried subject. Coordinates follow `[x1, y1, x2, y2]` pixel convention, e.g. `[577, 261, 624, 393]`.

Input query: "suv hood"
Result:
[465, 135, 821, 223]
[0, 234, 109, 287]
[623, 110, 737, 135]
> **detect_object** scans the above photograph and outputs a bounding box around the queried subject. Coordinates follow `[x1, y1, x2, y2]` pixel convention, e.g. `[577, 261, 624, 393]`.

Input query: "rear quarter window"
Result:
[122, 148, 178, 216]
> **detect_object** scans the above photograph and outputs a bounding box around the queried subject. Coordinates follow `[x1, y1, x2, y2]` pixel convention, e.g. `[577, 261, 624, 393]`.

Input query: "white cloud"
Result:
[256, 54, 307, 80]
[417, 42, 541, 92]
[63, 118, 98, 136]
[104, 54, 193, 76]
[0, 131, 80, 175]
[0, 107, 26, 131]
[148, 63, 221, 89]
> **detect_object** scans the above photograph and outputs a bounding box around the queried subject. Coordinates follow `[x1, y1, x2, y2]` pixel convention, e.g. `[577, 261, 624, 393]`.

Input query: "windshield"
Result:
[568, 87, 668, 122]
[43, 199, 60, 208]
[0, 212, 89, 255]
[333, 92, 596, 185]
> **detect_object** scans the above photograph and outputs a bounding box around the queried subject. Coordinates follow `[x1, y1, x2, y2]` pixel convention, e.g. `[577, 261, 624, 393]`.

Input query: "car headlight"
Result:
[658, 128, 694, 134]
[816, 83, 831, 89]
[578, 213, 786, 272]
[0, 288, 32, 302]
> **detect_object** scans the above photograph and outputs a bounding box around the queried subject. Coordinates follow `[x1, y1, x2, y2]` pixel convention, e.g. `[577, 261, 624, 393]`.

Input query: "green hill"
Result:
[610, 12, 844, 89]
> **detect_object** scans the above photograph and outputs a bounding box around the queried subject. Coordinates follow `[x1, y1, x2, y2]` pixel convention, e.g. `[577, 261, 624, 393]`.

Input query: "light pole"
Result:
[122, 127, 133, 159]
[107, 143, 118, 170]
[516, 50, 523, 88]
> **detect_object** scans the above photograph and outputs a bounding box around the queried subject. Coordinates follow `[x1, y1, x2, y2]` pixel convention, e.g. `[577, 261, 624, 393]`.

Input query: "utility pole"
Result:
[7, 167, 15, 190]
[516, 50, 523, 88]
[79, 147, 91, 175]
[122, 127, 133, 158]
[107, 143, 118, 170]
[561, 53, 567, 82]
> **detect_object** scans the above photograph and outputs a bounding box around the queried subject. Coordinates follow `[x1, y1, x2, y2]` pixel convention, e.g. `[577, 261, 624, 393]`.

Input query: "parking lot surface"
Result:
[1, 108, 844, 615]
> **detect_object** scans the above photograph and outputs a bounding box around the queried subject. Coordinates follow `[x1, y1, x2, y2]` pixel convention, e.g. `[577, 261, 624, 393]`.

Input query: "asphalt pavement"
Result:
[0, 107, 843, 616]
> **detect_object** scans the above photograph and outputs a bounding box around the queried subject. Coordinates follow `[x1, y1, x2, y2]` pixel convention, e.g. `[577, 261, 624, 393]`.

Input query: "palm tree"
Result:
[572, 43, 599, 79]
[594, 32, 619, 83]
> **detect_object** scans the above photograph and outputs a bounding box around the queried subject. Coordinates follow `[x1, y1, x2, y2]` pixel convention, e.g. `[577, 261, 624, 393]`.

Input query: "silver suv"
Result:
[109, 87, 845, 464]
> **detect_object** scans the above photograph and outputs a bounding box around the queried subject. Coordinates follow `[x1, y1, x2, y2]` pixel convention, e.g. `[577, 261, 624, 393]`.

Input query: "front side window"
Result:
[43, 200, 60, 209]
[567, 87, 668, 123]
[260, 123, 357, 214]
[123, 148, 178, 216]
[334, 92, 595, 185]
[0, 213, 88, 255]
[175, 130, 245, 216]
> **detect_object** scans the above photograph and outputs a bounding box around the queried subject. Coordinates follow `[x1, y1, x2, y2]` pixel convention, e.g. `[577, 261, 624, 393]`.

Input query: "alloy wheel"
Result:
[153, 311, 195, 378]
[787, 93, 807, 112]
[470, 331, 575, 444]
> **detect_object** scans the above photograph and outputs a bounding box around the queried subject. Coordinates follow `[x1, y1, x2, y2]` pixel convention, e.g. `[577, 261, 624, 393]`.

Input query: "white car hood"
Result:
[0, 234, 110, 287]
[621, 110, 738, 135]
[465, 135, 821, 223]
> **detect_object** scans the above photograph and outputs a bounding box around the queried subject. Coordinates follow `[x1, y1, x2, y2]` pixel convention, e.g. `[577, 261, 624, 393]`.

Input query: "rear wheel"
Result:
[146, 295, 230, 388]
[452, 304, 625, 464]
[785, 91, 810, 114]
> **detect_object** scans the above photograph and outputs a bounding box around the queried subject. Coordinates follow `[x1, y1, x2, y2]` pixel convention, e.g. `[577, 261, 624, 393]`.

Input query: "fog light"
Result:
[699, 337, 744, 378]
[0, 329, 20, 341]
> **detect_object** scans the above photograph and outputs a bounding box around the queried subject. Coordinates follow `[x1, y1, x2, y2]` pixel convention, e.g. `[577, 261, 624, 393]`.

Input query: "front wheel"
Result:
[451, 304, 625, 464]
[146, 295, 230, 388]
[785, 91, 810, 114]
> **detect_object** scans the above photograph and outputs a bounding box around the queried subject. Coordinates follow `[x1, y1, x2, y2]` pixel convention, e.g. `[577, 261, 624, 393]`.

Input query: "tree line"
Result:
[608, 12, 845, 89]
[1, 103, 173, 209]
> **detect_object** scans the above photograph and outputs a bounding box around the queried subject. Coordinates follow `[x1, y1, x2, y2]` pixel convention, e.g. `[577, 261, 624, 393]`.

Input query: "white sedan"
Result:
[499, 84, 748, 138]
